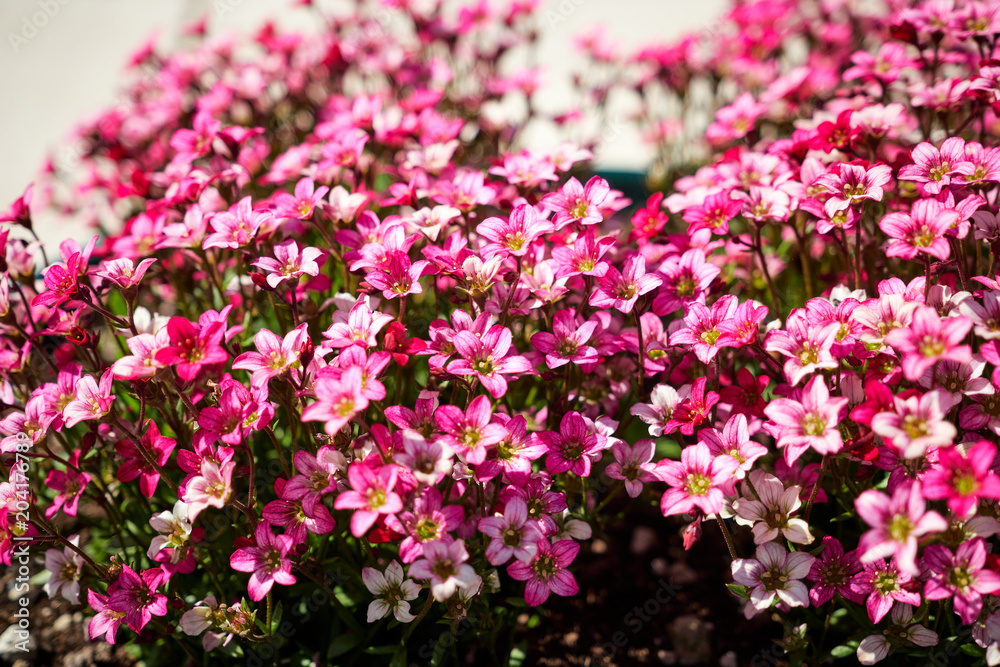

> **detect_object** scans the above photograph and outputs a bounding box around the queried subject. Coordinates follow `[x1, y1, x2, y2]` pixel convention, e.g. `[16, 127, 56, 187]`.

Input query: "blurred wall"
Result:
[0, 0, 725, 248]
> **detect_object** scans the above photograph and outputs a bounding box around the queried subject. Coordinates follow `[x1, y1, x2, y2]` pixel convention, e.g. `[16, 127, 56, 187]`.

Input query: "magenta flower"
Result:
[806, 536, 864, 607]
[542, 175, 611, 229]
[155, 317, 229, 382]
[333, 462, 403, 537]
[656, 441, 738, 517]
[922, 440, 1000, 517]
[849, 558, 922, 623]
[407, 539, 481, 602]
[107, 565, 168, 632]
[923, 538, 1000, 624]
[283, 445, 347, 514]
[589, 255, 662, 314]
[605, 439, 659, 498]
[44, 450, 91, 519]
[507, 538, 579, 607]
[197, 379, 274, 446]
[252, 239, 323, 289]
[898, 137, 975, 194]
[169, 110, 221, 161]
[475, 414, 547, 483]
[879, 199, 960, 261]
[0, 183, 32, 227]
[883, 306, 972, 381]
[530, 309, 598, 369]
[229, 522, 297, 602]
[87, 590, 125, 644]
[539, 411, 604, 477]
[550, 228, 616, 278]
[434, 395, 506, 465]
[115, 420, 176, 498]
[479, 497, 543, 566]
[731, 542, 814, 618]
[855, 481, 948, 575]
[477, 203, 554, 257]
[683, 191, 742, 236]
[763, 375, 847, 465]
[262, 491, 336, 544]
[31, 253, 86, 309]
[301, 366, 370, 434]
[446, 325, 533, 398]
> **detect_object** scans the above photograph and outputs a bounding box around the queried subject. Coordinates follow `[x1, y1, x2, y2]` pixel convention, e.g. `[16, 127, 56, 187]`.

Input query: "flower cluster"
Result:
[10, 0, 1000, 664]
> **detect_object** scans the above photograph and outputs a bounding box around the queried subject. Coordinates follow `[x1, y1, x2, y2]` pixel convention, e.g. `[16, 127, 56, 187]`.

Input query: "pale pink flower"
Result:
[763, 376, 847, 465]
[229, 522, 297, 601]
[855, 482, 948, 575]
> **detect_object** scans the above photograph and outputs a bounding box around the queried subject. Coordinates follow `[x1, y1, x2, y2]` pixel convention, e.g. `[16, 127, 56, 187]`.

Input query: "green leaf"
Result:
[829, 645, 854, 658]
[363, 646, 400, 655]
[508, 645, 527, 667]
[505, 597, 528, 608]
[390, 647, 408, 667]
[725, 584, 749, 599]
[960, 643, 985, 658]
[270, 601, 283, 634]
[328, 634, 362, 658]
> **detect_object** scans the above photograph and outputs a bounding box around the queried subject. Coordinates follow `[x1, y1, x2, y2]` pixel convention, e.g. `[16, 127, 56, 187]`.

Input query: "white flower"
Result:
[43, 535, 83, 604]
[362, 560, 420, 623]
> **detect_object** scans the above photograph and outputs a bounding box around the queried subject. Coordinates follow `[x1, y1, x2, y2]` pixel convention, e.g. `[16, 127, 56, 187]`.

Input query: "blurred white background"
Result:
[0, 0, 725, 248]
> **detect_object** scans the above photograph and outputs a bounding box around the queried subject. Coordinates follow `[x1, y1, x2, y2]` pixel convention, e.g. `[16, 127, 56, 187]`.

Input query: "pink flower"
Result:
[475, 414, 547, 483]
[550, 229, 616, 278]
[107, 565, 168, 632]
[301, 366, 370, 434]
[664, 377, 719, 436]
[478, 497, 543, 565]
[656, 441, 738, 517]
[252, 239, 323, 289]
[530, 309, 598, 368]
[333, 462, 403, 537]
[732, 470, 814, 545]
[477, 203, 554, 257]
[96, 258, 157, 292]
[435, 395, 505, 465]
[605, 439, 659, 498]
[282, 446, 347, 514]
[364, 251, 430, 300]
[706, 93, 767, 144]
[652, 249, 718, 315]
[197, 379, 273, 446]
[407, 539, 481, 602]
[849, 559, 922, 623]
[668, 295, 738, 363]
[112, 330, 170, 380]
[855, 481, 948, 575]
[233, 324, 309, 388]
[764, 312, 839, 386]
[393, 429, 453, 485]
[731, 542, 814, 618]
[0, 183, 32, 227]
[898, 137, 975, 194]
[922, 441, 1000, 517]
[43, 535, 83, 604]
[700, 413, 767, 480]
[883, 306, 972, 381]
[203, 196, 272, 249]
[323, 297, 394, 350]
[63, 369, 116, 427]
[273, 177, 329, 220]
[763, 375, 847, 465]
[870, 389, 957, 459]
[181, 459, 236, 522]
[446, 325, 533, 398]
[155, 317, 229, 382]
[683, 191, 742, 236]
[542, 175, 611, 229]
[229, 522, 297, 601]
[506, 538, 579, 606]
[169, 110, 221, 161]
[817, 163, 892, 217]
[922, 538, 1000, 624]
[386, 487, 464, 563]
[879, 199, 960, 261]
[589, 255, 662, 314]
